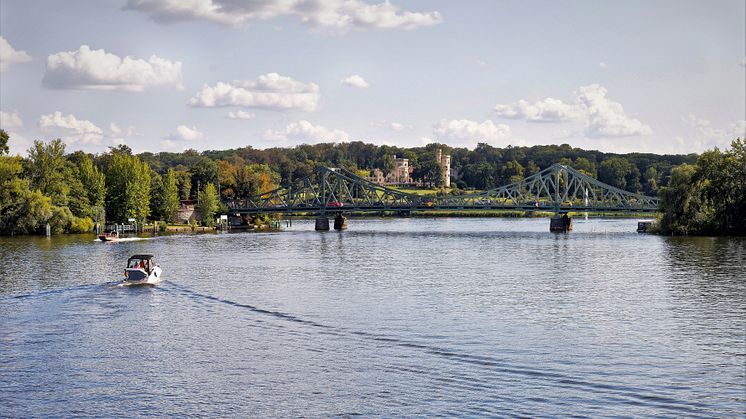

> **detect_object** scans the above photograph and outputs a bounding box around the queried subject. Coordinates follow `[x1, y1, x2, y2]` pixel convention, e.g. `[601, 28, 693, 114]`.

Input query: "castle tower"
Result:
[435, 148, 451, 187]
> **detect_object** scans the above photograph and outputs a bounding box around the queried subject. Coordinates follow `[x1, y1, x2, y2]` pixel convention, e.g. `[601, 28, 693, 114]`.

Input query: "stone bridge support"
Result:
[315, 216, 330, 231]
[550, 214, 573, 232]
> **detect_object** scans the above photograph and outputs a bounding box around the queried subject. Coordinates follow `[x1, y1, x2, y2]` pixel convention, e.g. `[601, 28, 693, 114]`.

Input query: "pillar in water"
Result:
[334, 214, 348, 230]
[315, 216, 330, 231]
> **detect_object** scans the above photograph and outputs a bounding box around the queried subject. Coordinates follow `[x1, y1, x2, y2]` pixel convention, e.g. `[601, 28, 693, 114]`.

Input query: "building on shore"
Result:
[435, 148, 452, 187]
[367, 155, 414, 185]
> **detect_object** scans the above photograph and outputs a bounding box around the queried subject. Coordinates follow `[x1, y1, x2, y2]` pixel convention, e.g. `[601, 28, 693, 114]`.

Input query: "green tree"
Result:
[196, 183, 219, 226]
[643, 166, 659, 195]
[694, 139, 746, 234]
[0, 178, 53, 235]
[502, 160, 525, 184]
[0, 129, 9, 155]
[232, 163, 280, 197]
[149, 171, 165, 220]
[598, 157, 641, 191]
[77, 154, 106, 222]
[0, 154, 22, 184]
[106, 152, 152, 223]
[413, 157, 444, 188]
[66, 166, 90, 219]
[658, 164, 713, 235]
[26, 139, 70, 206]
[149, 169, 180, 222]
[162, 169, 180, 222]
[190, 157, 219, 198]
[174, 168, 192, 200]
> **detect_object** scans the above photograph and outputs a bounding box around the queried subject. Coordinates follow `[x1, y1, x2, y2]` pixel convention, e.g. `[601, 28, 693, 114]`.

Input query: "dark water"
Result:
[1, 218, 744, 417]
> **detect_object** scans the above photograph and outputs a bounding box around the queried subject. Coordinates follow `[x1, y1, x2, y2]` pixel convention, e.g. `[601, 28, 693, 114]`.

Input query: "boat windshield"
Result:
[128, 259, 150, 269]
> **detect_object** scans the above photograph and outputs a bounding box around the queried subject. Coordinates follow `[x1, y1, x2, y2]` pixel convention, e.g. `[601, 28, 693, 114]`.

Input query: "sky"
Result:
[0, 0, 744, 156]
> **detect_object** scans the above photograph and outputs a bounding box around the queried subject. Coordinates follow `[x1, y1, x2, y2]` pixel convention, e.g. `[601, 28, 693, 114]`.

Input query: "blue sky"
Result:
[1, 0, 744, 155]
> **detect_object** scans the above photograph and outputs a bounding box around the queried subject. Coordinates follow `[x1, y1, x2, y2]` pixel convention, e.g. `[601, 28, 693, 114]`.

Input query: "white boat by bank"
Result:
[123, 254, 162, 285]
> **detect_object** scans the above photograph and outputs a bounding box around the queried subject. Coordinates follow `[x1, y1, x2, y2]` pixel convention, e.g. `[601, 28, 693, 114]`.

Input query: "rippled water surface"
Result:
[1, 218, 744, 417]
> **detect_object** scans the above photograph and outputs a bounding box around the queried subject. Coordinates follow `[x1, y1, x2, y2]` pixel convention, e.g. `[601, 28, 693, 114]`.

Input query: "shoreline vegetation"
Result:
[1, 129, 743, 237]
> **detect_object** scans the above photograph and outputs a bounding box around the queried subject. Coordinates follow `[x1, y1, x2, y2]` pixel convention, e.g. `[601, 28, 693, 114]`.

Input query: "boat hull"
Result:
[123, 266, 162, 285]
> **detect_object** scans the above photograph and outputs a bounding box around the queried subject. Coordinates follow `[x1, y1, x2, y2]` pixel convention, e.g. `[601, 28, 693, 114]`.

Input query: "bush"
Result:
[69, 216, 94, 233]
[48, 206, 73, 234]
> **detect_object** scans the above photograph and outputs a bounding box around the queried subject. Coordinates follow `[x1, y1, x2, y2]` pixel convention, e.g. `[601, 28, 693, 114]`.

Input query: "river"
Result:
[1, 218, 744, 417]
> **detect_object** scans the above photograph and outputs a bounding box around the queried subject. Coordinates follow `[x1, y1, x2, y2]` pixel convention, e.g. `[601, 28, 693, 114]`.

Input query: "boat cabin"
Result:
[127, 254, 156, 273]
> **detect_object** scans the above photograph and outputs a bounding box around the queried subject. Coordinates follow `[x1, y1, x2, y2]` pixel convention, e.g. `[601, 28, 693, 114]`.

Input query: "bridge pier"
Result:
[333, 214, 348, 230]
[315, 216, 330, 231]
[550, 214, 573, 232]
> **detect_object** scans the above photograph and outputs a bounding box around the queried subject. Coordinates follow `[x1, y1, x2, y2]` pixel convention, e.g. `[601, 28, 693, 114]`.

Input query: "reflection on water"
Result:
[0, 218, 744, 417]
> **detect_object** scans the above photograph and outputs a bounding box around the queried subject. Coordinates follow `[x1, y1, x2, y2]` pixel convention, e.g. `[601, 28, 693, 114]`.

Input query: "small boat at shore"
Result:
[98, 230, 120, 242]
[123, 254, 162, 285]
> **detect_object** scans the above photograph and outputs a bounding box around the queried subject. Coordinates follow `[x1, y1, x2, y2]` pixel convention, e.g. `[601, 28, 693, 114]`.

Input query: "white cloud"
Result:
[0, 111, 23, 129]
[125, 0, 442, 31]
[433, 119, 513, 146]
[494, 84, 652, 138]
[370, 120, 408, 130]
[42, 45, 183, 91]
[265, 120, 350, 143]
[740, 56, 746, 68]
[5, 130, 33, 155]
[341, 74, 369, 88]
[576, 84, 652, 138]
[494, 98, 583, 122]
[39, 111, 104, 144]
[681, 114, 746, 149]
[109, 122, 123, 135]
[227, 110, 256, 120]
[108, 123, 137, 145]
[166, 125, 204, 141]
[189, 72, 320, 111]
[599, 62, 608, 70]
[0, 37, 32, 72]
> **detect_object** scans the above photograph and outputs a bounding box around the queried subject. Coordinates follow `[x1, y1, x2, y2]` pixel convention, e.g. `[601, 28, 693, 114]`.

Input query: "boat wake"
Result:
[164, 282, 710, 416]
[92, 236, 153, 243]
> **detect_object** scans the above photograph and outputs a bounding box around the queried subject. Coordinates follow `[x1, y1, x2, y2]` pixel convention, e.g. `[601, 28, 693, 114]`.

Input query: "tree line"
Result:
[2, 128, 742, 236]
[658, 139, 745, 236]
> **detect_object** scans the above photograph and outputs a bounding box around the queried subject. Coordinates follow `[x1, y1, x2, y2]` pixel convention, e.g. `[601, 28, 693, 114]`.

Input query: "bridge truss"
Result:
[226, 163, 659, 215]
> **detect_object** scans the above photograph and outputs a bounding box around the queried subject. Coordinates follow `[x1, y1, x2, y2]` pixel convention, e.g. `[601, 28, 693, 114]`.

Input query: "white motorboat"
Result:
[123, 254, 162, 285]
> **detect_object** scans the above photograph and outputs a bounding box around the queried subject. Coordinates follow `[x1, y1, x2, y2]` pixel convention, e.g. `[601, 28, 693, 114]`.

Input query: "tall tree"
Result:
[26, 139, 70, 206]
[77, 154, 106, 222]
[694, 139, 746, 234]
[190, 157, 219, 199]
[105, 152, 151, 223]
[598, 157, 641, 191]
[659, 164, 713, 235]
[196, 183, 219, 226]
[162, 169, 180, 223]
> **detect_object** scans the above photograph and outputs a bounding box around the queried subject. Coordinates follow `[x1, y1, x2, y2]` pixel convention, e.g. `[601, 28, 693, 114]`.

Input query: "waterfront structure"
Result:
[227, 163, 659, 231]
[435, 149, 452, 187]
[367, 155, 414, 185]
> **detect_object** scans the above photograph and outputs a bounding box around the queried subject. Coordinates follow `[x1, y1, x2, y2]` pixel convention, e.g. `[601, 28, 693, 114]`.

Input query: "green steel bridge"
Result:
[226, 163, 659, 220]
